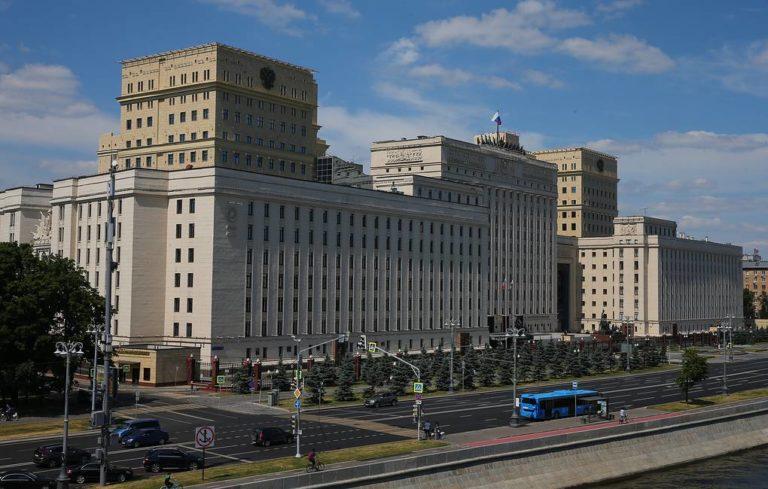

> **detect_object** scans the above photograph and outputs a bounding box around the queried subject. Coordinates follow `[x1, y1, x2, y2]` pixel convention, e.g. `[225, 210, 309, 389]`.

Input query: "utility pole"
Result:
[291, 333, 349, 457]
[489, 322, 525, 424]
[624, 315, 632, 372]
[358, 335, 421, 439]
[89, 325, 101, 416]
[291, 335, 302, 458]
[100, 162, 116, 486]
[447, 319, 459, 393]
[720, 314, 733, 396]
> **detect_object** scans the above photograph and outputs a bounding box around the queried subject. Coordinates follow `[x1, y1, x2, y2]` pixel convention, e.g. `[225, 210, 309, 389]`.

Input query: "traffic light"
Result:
[357, 334, 367, 350]
[290, 377, 297, 390]
[290, 414, 297, 434]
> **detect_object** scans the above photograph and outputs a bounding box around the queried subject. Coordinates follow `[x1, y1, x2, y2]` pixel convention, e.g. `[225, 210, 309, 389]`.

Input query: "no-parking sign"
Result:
[195, 426, 216, 449]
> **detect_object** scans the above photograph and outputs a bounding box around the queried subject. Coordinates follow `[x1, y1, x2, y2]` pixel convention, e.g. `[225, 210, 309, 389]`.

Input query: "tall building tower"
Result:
[98, 43, 327, 180]
[533, 148, 618, 237]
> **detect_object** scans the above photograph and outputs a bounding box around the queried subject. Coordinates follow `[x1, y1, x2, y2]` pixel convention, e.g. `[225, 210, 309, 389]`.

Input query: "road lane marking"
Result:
[163, 410, 216, 422]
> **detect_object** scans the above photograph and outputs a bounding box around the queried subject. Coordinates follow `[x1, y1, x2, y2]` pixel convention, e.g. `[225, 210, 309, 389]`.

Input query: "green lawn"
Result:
[652, 388, 768, 412]
[0, 417, 93, 441]
[115, 439, 447, 489]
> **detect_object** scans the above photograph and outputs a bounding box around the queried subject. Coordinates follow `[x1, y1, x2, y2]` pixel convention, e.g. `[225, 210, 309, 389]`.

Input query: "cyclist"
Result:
[163, 474, 181, 489]
[619, 408, 627, 424]
[307, 448, 317, 471]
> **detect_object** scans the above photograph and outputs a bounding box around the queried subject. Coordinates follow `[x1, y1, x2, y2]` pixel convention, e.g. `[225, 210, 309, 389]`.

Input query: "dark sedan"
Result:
[120, 428, 170, 448]
[0, 471, 55, 489]
[32, 445, 91, 468]
[143, 448, 203, 472]
[66, 463, 133, 485]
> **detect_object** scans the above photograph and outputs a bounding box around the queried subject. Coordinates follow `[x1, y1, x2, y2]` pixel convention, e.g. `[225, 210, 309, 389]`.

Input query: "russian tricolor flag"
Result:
[491, 111, 502, 125]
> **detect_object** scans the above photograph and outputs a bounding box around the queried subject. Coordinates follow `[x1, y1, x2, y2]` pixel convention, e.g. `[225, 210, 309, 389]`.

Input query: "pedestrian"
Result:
[423, 419, 432, 439]
[619, 408, 627, 424]
[434, 421, 442, 440]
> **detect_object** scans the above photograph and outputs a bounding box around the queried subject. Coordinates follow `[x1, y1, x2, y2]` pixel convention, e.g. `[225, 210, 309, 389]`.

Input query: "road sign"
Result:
[293, 388, 302, 398]
[294, 369, 303, 380]
[415, 394, 423, 400]
[134, 390, 140, 403]
[216, 375, 226, 385]
[415, 400, 422, 405]
[294, 399, 302, 409]
[368, 341, 377, 353]
[572, 381, 578, 390]
[413, 382, 424, 394]
[515, 397, 520, 408]
[194, 426, 216, 449]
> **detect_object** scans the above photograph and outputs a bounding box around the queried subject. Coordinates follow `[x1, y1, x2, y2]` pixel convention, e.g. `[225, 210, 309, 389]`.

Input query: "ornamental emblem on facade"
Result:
[32, 210, 51, 246]
[260, 66, 276, 90]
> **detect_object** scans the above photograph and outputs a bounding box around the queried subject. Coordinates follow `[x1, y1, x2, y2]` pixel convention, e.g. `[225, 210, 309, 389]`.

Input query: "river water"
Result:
[592, 446, 768, 488]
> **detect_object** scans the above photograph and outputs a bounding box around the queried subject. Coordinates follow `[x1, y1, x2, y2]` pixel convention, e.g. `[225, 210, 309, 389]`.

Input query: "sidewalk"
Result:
[450, 406, 668, 447]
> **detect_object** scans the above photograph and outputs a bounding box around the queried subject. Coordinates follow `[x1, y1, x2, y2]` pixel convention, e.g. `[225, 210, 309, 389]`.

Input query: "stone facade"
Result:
[97, 43, 326, 180]
[0, 183, 52, 246]
[577, 216, 743, 335]
[533, 147, 618, 238]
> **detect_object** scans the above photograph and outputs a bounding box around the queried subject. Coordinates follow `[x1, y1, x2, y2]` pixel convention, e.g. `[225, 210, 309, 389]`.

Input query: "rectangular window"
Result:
[168, 114, 174, 125]
[187, 298, 193, 313]
[186, 323, 192, 337]
[173, 322, 179, 337]
[188, 248, 194, 262]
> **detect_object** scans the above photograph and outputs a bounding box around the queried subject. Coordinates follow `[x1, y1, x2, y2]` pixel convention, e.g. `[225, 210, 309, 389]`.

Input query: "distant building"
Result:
[577, 216, 742, 336]
[315, 155, 372, 188]
[0, 183, 52, 246]
[743, 252, 768, 311]
[533, 148, 619, 238]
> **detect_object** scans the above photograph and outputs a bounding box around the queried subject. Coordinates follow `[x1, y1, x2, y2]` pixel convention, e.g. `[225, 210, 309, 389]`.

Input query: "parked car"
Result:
[32, 445, 91, 468]
[121, 428, 170, 448]
[250, 427, 293, 447]
[113, 418, 161, 441]
[143, 448, 203, 473]
[66, 463, 132, 484]
[364, 392, 398, 408]
[0, 470, 55, 489]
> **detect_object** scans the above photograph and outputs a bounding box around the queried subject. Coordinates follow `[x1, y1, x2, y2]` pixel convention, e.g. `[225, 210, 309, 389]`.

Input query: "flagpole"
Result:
[496, 108, 500, 141]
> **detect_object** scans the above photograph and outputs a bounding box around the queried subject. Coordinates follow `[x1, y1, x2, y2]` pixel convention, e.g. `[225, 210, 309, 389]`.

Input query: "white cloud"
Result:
[682, 40, 768, 97]
[0, 63, 117, 150]
[415, 1, 590, 54]
[654, 130, 768, 151]
[596, 0, 644, 17]
[409, 63, 521, 90]
[381, 38, 420, 66]
[38, 159, 97, 178]
[201, 0, 310, 35]
[585, 130, 768, 250]
[319, 0, 359, 19]
[523, 69, 565, 89]
[559, 34, 674, 74]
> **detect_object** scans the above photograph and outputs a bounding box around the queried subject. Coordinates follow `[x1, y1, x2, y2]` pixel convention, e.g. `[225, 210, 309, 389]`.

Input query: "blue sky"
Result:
[0, 0, 766, 252]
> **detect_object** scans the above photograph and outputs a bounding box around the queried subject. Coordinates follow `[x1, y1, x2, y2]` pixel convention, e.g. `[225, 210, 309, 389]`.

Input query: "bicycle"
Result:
[305, 461, 325, 473]
[162, 475, 183, 489]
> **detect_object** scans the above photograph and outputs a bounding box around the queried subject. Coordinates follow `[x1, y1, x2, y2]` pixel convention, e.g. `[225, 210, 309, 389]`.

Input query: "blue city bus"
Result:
[518, 389, 599, 420]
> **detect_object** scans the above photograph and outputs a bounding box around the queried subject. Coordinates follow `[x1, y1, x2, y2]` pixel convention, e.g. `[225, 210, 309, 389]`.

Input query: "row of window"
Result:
[220, 133, 307, 154]
[166, 150, 209, 166]
[220, 151, 307, 171]
[221, 110, 308, 136]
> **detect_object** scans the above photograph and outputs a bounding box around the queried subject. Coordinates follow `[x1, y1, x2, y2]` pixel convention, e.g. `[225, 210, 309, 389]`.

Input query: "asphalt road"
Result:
[312, 355, 768, 435]
[0, 403, 403, 482]
[3, 355, 768, 483]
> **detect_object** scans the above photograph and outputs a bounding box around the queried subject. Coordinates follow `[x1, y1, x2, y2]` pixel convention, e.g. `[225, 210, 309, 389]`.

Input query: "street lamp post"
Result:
[100, 161, 117, 487]
[290, 335, 302, 459]
[55, 341, 84, 489]
[87, 326, 101, 417]
[446, 319, 459, 393]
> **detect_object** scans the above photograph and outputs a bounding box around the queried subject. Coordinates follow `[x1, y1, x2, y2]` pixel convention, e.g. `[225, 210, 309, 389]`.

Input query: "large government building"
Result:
[0, 43, 744, 367]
